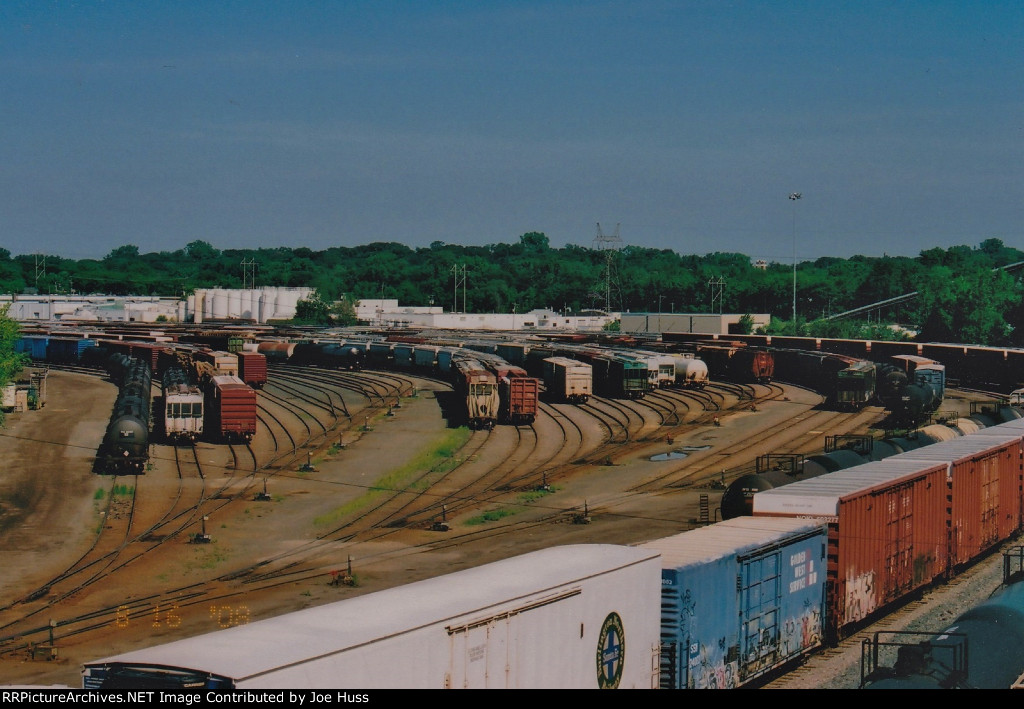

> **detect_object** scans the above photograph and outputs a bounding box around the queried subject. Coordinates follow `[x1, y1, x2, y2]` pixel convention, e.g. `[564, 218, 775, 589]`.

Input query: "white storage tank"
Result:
[82, 544, 662, 689]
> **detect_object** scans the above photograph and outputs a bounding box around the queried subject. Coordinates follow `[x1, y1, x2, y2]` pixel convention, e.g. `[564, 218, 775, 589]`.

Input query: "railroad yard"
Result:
[0, 353, 1012, 688]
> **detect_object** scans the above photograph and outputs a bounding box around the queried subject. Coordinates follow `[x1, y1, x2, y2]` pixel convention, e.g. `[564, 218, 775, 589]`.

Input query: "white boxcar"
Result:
[543, 356, 593, 403]
[82, 545, 662, 690]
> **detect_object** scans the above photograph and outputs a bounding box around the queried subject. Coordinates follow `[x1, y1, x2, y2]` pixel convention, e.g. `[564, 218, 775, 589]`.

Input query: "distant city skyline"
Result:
[3, 2, 1021, 263]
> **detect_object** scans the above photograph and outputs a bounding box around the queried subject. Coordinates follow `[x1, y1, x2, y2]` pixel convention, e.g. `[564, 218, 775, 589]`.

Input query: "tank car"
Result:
[861, 547, 1024, 689]
[669, 354, 708, 389]
[97, 355, 152, 475]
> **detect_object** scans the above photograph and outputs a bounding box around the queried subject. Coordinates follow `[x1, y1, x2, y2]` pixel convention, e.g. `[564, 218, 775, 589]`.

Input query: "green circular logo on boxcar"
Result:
[596, 612, 625, 689]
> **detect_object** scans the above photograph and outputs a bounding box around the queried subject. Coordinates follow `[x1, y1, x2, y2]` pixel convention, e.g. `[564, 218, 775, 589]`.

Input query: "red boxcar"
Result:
[236, 351, 267, 389]
[206, 375, 258, 442]
[753, 458, 950, 642]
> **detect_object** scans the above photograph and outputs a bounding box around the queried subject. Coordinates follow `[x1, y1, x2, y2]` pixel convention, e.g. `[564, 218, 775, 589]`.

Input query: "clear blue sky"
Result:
[2, 1, 1021, 262]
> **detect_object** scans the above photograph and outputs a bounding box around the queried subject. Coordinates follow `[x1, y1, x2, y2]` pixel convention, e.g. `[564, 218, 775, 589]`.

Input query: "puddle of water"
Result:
[650, 451, 688, 461]
[680, 445, 711, 452]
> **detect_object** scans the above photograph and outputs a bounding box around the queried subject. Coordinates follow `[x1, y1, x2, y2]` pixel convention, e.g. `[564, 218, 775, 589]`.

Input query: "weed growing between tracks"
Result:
[313, 427, 473, 527]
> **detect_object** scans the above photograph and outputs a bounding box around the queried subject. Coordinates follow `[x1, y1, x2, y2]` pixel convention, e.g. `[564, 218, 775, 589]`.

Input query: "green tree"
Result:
[0, 304, 27, 424]
[293, 291, 333, 326]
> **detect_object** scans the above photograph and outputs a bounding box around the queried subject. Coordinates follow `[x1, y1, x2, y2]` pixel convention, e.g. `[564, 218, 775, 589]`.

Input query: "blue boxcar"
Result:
[16, 335, 49, 360]
[46, 337, 98, 363]
[639, 517, 828, 689]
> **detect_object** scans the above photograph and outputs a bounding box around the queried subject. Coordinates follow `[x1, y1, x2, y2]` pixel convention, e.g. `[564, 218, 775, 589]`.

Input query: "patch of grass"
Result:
[465, 508, 517, 526]
[93, 488, 106, 501]
[517, 486, 558, 504]
[111, 484, 134, 497]
[314, 427, 472, 526]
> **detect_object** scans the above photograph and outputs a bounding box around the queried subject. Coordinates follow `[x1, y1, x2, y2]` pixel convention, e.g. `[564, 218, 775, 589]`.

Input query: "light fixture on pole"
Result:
[789, 192, 802, 324]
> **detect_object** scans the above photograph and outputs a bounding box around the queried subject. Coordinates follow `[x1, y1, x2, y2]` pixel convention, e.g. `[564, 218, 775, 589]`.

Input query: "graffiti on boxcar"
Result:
[843, 570, 877, 625]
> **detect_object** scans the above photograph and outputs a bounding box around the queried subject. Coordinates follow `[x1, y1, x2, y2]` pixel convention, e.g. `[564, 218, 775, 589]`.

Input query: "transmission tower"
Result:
[708, 276, 726, 314]
[35, 254, 47, 293]
[451, 264, 467, 313]
[593, 223, 623, 313]
[241, 258, 257, 290]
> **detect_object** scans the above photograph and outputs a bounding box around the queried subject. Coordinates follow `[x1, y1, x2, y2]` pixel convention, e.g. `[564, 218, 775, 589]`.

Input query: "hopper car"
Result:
[452, 357, 499, 429]
[160, 365, 204, 443]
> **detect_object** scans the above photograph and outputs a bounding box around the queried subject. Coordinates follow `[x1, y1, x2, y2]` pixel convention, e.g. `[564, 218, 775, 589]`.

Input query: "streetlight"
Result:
[789, 192, 802, 325]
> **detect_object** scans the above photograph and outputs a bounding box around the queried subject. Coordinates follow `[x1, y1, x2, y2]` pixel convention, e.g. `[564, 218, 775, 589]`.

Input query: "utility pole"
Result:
[789, 192, 802, 324]
[451, 264, 466, 313]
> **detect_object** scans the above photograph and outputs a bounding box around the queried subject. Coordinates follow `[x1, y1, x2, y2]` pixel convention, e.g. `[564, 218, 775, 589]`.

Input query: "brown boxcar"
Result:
[896, 432, 1024, 566]
[488, 363, 539, 425]
[753, 458, 950, 642]
[206, 375, 258, 442]
[236, 351, 268, 389]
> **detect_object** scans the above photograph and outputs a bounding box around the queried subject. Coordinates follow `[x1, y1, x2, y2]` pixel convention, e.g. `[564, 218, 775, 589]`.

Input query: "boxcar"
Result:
[205, 375, 257, 442]
[639, 517, 829, 689]
[82, 545, 662, 690]
[543, 356, 592, 404]
[236, 351, 267, 389]
[753, 459, 951, 642]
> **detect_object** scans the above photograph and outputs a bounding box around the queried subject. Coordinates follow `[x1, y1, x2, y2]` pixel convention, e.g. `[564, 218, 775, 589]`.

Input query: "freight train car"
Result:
[452, 357, 499, 429]
[83, 545, 662, 690]
[694, 344, 774, 384]
[235, 351, 267, 389]
[668, 353, 709, 389]
[160, 365, 204, 443]
[639, 517, 829, 689]
[861, 546, 1024, 689]
[488, 362, 539, 425]
[753, 458, 954, 642]
[543, 357, 592, 404]
[95, 354, 151, 475]
[205, 375, 257, 442]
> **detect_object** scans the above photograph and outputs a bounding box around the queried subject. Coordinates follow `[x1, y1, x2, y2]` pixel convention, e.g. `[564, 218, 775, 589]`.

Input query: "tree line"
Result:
[1, 235, 1022, 346]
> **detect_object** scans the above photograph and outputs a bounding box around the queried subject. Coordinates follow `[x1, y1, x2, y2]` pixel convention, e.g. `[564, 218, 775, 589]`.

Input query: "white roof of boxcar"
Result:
[637, 517, 825, 568]
[753, 458, 950, 517]
[887, 432, 1023, 468]
[85, 544, 659, 682]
